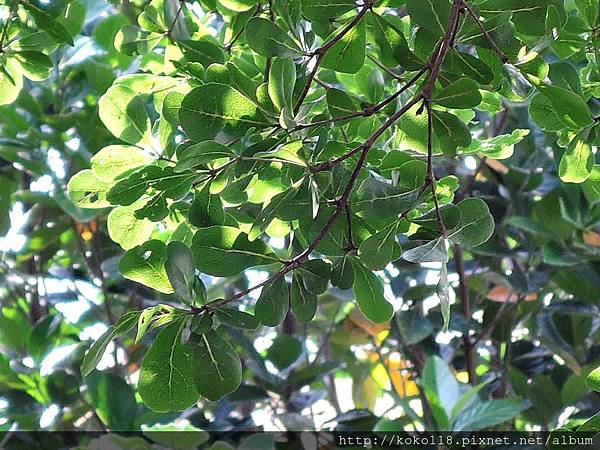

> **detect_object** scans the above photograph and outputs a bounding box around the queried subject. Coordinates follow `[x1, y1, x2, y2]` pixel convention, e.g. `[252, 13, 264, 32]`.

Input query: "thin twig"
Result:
[293, 0, 376, 113]
[344, 204, 356, 251]
[295, 65, 427, 132]
[425, 98, 447, 237]
[166, 0, 185, 36]
[454, 243, 476, 385]
[198, 0, 465, 312]
[462, 0, 510, 63]
[0, 0, 18, 52]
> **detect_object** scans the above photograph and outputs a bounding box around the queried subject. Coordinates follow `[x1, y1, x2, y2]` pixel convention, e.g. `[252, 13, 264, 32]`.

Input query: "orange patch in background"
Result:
[583, 231, 600, 247]
[485, 158, 509, 175]
[75, 221, 97, 241]
[347, 308, 391, 336]
[486, 285, 538, 302]
[388, 361, 419, 397]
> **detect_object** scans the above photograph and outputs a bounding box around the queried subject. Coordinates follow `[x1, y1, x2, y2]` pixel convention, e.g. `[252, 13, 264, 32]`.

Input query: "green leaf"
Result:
[578, 411, 600, 432]
[255, 276, 289, 326]
[107, 165, 194, 206]
[574, 0, 599, 28]
[175, 141, 234, 172]
[191, 313, 213, 334]
[99, 84, 151, 145]
[192, 330, 242, 401]
[298, 259, 331, 295]
[529, 93, 564, 132]
[350, 257, 393, 324]
[90, 145, 154, 181]
[188, 184, 226, 228]
[412, 204, 460, 231]
[321, 22, 366, 74]
[143, 423, 209, 449]
[119, 240, 174, 294]
[253, 140, 308, 166]
[301, 0, 356, 20]
[585, 367, 600, 392]
[268, 57, 296, 111]
[433, 110, 472, 155]
[407, 0, 451, 36]
[396, 309, 433, 345]
[371, 13, 422, 70]
[179, 83, 272, 142]
[421, 355, 459, 429]
[11, 51, 53, 81]
[463, 129, 530, 159]
[559, 136, 594, 183]
[402, 237, 449, 263]
[67, 170, 112, 209]
[191, 226, 277, 277]
[0, 60, 22, 105]
[86, 371, 137, 429]
[537, 85, 593, 129]
[435, 78, 482, 109]
[445, 50, 493, 85]
[245, 17, 302, 58]
[437, 262, 450, 332]
[331, 256, 355, 290]
[267, 335, 302, 370]
[107, 203, 155, 250]
[29, 10, 74, 46]
[115, 25, 162, 55]
[218, 0, 257, 12]
[290, 272, 318, 323]
[358, 221, 399, 270]
[0, 177, 10, 236]
[46, 371, 80, 406]
[326, 88, 358, 119]
[135, 306, 159, 344]
[583, 165, 600, 203]
[214, 308, 259, 329]
[179, 39, 225, 67]
[450, 379, 493, 420]
[249, 186, 299, 240]
[399, 104, 471, 155]
[139, 320, 200, 412]
[354, 180, 421, 221]
[29, 315, 60, 361]
[452, 398, 525, 431]
[448, 198, 495, 247]
[81, 311, 141, 376]
[165, 241, 196, 303]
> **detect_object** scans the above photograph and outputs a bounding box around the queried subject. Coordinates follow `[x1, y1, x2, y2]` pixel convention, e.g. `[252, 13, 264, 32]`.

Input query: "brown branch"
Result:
[200, 0, 465, 312]
[425, 98, 447, 237]
[454, 243, 476, 385]
[295, 65, 428, 132]
[344, 204, 356, 251]
[309, 93, 424, 174]
[367, 54, 405, 80]
[293, 0, 376, 114]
